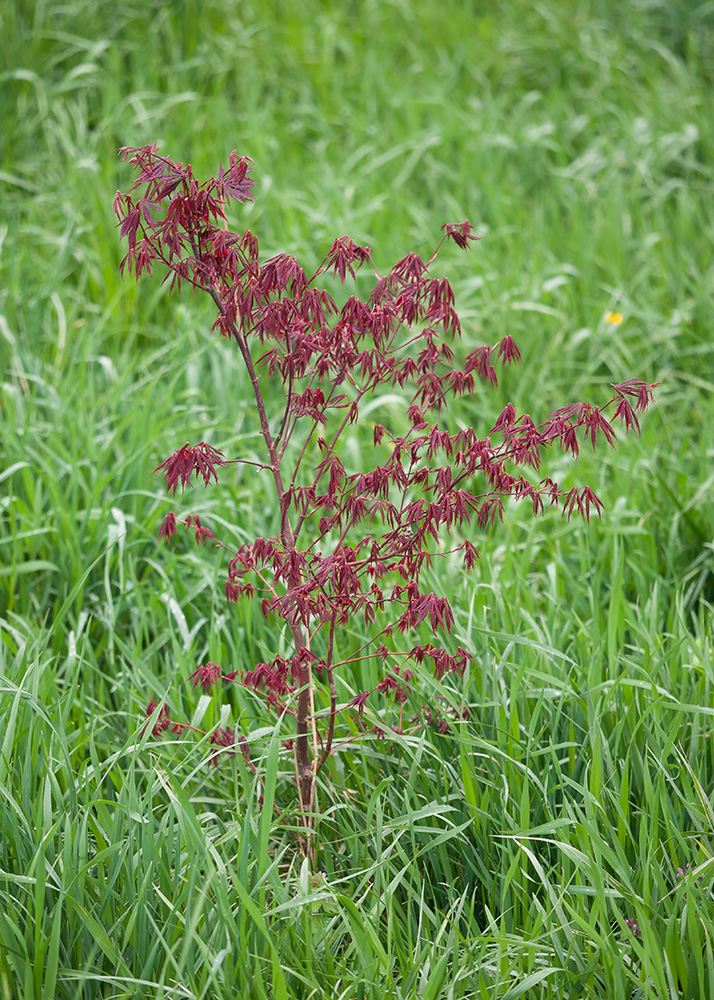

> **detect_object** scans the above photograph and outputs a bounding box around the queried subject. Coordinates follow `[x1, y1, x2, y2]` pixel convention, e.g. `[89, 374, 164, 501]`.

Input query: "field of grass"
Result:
[2, 0, 714, 997]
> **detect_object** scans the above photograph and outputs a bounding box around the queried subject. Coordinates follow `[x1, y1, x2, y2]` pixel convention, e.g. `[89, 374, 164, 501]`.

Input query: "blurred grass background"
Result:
[1, 1, 714, 997]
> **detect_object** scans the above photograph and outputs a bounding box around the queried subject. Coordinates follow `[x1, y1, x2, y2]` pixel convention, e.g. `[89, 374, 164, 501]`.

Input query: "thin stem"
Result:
[227, 457, 272, 471]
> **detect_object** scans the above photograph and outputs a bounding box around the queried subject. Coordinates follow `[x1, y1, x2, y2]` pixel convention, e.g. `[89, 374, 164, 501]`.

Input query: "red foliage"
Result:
[117, 146, 657, 793]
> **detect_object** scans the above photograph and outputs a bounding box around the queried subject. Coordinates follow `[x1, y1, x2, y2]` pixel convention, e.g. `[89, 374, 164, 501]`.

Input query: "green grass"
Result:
[2, 0, 714, 996]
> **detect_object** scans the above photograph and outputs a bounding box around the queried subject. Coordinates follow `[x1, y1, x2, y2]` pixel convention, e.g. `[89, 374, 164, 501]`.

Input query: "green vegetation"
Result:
[2, 0, 714, 996]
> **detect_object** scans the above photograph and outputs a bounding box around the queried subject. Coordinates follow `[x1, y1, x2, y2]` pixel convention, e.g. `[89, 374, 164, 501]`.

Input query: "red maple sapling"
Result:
[115, 144, 657, 828]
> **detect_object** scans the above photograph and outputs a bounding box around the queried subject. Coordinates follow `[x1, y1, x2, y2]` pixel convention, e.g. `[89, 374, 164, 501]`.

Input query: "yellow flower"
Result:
[605, 311, 624, 327]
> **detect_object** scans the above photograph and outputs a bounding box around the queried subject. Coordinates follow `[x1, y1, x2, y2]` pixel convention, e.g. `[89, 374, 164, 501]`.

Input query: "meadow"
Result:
[1, 1, 714, 997]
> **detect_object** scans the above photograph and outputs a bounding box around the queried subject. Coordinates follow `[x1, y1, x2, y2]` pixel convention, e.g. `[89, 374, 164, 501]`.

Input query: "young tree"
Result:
[116, 144, 657, 832]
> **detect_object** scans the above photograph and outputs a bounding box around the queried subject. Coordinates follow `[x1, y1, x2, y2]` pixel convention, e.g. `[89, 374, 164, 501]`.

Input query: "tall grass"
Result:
[1, 0, 714, 996]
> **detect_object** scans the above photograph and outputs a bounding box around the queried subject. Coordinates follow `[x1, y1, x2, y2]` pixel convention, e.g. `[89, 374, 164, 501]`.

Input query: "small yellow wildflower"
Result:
[605, 311, 624, 327]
